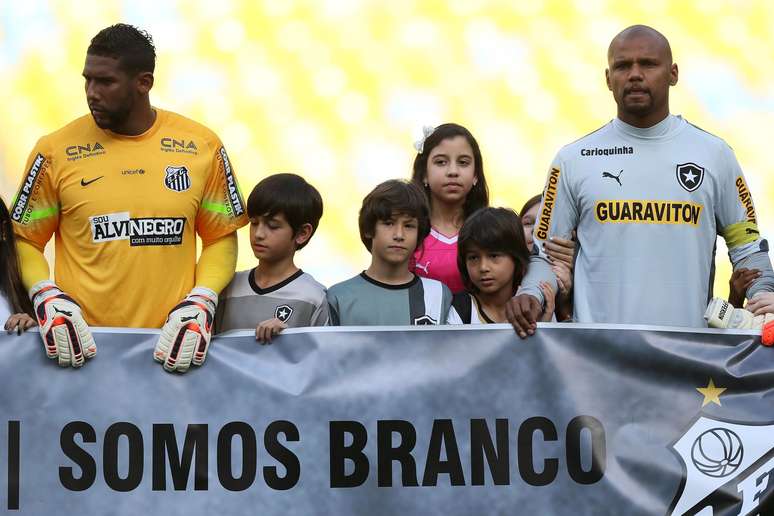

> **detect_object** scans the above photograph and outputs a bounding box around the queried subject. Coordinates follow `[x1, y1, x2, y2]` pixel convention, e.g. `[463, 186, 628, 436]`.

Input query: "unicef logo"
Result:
[691, 428, 744, 478]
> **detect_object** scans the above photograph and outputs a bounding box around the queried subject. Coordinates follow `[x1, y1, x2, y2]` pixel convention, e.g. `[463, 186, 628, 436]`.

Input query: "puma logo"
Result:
[602, 170, 623, 186]
[415, 261, 430, 274]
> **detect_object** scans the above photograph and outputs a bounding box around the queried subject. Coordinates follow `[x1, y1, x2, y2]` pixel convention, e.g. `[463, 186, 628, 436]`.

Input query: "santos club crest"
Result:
[164, 165, 191, 192]
[668, 415, 774, 515]
[676, 163, 705, 193]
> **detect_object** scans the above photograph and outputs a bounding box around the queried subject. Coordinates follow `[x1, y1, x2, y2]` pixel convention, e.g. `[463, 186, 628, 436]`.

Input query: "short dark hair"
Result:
[0, 198, 33, 316]
[519, 194, 543, 218]
[87, 24, 156, 74]
[246, 173, 323, 250]
[411, 123, 489, 219]
[358, 180, 430, 252]
[457, 207, 530, 293]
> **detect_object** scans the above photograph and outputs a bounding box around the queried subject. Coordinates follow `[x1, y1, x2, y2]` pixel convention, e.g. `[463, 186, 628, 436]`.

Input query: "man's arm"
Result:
[17, 239, 50, 290]
[716, 145, 774, 298]
[12, 141, 95, 367]
[153, 134, 248, 373]
[508, 158, 578, 336]
[194, 232, 238, 294]
[515, 252, 554, 306]
[734, 247, 774, 298]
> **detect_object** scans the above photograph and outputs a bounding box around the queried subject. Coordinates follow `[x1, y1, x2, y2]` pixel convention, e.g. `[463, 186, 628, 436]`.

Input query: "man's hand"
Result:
[4, 313, 35, 335]
[154, 287, 217, 373]
[728, 268, 760, 308]
[746, 292, 774, 316]
[544, 236, 576, 270]
[505, 294, 542, 338]
[255, 318, 287, 344]
[30, 280, 96, 367]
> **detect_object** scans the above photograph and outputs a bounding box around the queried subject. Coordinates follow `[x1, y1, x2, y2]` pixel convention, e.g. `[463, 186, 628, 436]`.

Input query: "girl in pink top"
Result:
[410, 123, 489, 293]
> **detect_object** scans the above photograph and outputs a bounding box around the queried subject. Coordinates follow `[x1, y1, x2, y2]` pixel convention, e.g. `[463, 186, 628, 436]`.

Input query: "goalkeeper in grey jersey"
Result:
[507, 24, 774, 334]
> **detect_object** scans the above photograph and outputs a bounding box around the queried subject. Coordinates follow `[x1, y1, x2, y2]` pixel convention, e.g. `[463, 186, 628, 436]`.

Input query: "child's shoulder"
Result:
[220, 269, 254, 299]
[417, 276, 453, 296]
[291, 271, 327, 303]
[327, 273, 367, 296]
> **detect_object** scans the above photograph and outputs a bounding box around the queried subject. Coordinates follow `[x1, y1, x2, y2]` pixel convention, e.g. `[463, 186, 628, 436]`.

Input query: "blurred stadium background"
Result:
[2, 0, 773, 297]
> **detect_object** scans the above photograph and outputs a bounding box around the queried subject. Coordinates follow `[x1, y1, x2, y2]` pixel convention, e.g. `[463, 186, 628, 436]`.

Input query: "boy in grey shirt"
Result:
[327, 180, 456, 326]
[215, 174, 328, 341]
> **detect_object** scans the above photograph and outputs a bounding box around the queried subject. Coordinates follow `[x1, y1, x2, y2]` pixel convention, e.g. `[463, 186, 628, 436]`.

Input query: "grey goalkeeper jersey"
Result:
[215, 269, 329, 333]
[327, 273, 455, 326]
[532, 115, 770, 327]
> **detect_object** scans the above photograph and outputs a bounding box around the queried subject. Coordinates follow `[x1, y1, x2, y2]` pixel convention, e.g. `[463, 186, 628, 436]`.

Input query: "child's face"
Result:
[249, 212, 296, 262]
[425, 136, 476, 207]
[465, 245, 516, 296]
[521, 203, 541, 253]
[369, 213, 419, 267]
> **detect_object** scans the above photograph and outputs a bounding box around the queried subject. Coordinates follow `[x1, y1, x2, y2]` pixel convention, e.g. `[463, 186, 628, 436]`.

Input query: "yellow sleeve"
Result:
[196, 140, 248, 241]
[17, 238, 50, 291]
[194, 232, 238, 294]
[11, 139, 59, 248]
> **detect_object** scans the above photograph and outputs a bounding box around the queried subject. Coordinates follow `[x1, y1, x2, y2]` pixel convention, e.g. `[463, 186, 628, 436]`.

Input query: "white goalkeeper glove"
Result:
[30, 280, 96, 367]
[704, 297, 774, 346]
[154, 287, 217, 373]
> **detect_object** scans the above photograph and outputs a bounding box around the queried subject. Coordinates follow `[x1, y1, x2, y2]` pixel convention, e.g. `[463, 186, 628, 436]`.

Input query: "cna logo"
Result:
[668, 416, 774, 516]
[160, 137, 198, 155]
[65, 142, 106, 161]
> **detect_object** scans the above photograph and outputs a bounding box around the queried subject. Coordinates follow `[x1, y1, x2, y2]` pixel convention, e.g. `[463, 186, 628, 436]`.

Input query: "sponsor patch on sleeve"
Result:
[535, 167, 560, 241]
[11, 153, 47, 224]
[218, 147, 245, 218]
[735, 176, 757, 224]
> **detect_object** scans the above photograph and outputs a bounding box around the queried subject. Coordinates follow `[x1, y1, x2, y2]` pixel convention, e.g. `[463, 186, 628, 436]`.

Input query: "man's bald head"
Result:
[608, 25, 672, 64]
[605, 25, 678, 127]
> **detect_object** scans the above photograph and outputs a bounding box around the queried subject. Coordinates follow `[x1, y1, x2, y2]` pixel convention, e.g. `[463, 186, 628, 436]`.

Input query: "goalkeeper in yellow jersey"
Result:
[10, 24, 248, 372]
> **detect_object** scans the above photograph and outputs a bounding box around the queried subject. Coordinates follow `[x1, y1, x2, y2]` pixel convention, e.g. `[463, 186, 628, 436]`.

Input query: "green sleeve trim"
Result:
[201, 199, 230, 215]
[26, 205, 59, 222]
[721, 221, 760, 249]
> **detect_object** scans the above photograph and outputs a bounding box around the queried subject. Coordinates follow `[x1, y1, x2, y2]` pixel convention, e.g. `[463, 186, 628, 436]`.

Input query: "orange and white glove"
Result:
[704, 297, 774, 346]
[154, 287, 217, 372]
[31, 280, 96, 367]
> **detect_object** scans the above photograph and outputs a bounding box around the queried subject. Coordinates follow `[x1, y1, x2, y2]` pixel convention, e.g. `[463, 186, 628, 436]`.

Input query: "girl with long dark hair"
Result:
[0, 198, 35, 334]
[410, 123, 489, 293]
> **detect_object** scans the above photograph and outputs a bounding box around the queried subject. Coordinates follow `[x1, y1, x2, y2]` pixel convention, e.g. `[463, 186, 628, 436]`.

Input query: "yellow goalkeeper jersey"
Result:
[11, 109, 248, 327]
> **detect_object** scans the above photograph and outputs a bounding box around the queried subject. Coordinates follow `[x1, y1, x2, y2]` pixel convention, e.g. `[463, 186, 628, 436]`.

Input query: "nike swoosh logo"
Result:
[181, 315, 199, 322]
[80, 176, 104, 187]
